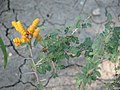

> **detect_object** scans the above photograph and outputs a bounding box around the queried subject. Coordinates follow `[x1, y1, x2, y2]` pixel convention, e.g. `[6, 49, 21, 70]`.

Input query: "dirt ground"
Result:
[0, 0, 120, 90]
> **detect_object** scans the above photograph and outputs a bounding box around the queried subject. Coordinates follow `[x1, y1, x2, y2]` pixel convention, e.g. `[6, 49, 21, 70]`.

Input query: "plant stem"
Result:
[29, 44, 39, 84]
[51, 61, 56, 73]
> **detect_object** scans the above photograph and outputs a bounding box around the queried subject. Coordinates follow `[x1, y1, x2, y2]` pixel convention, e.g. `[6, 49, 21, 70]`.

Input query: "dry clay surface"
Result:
[0, 0, 120, 90]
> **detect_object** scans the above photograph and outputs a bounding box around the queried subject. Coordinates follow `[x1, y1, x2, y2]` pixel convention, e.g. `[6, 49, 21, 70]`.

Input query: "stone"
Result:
[92, 8, 100, 16]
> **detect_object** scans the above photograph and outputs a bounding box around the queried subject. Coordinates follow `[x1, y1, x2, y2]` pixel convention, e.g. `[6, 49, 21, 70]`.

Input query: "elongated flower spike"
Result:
[36, 35, 42, 41]
[11, 21, 19, 32]
[32, 18, 40, 27]
[33, 28, 42, 41]
[12, 18, 42, 47]
[21, 36, 30, 43]
[16, 21, 28, 36]
[27, 18, 40, 34]
[12, 21, 28, 36]
[13, 37, 22, 47]
[33, 28, 40, 37]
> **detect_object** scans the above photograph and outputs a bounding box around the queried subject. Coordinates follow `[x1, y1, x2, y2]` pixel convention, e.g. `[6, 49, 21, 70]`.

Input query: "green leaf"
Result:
[82, 23, 92, 28]
[71, 36, 79, 44]
[115, 66, 120, 70]
[33, 39, 38, 47]
[91, 75, 97, 80]
[48, 45, 56, 53]
[37, 63, 51, 74]
[95, 71, 101, 77]
[21, 42, 28, 46]
[82, 77, 87, 86]
[69, 47, 79, 56]
[37, 82, 43, 90]
[78, 37, 93, 50]
[57, 64, 65, 70]
[76, 51, 81, 57]
[37, 25, 46, 29]
[107, 13, 112, 21]
[64, 27, 69, 34]
[78, 74, 85, 81]
[114, 27, 120, 34]
[87, 78, 92, 84]
[40, 40, 47, 47]
[104, 34, 112, 43]
[65, 54, 70, 60]
[76, 18, 81, 28]
[105, 22, 111, 30]
[0, 37, 8, 68]
[53, 73, 58, 78]
[81, 67, 87, 74]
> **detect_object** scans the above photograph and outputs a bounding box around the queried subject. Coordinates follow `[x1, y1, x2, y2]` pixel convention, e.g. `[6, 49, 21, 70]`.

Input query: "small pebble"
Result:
[92, 8, 100, 16]
[8, 53, 12, 57]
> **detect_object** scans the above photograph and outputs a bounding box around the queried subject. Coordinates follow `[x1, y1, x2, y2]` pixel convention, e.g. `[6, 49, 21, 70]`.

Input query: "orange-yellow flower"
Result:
[32, 18, 40, 27]
[33, 28, 42, 41]
[27, 25, 35, 34]
[11, 21, 19, 32]
[33, 28, 40, 37]
[13, 37, 21, 43]
[12, 18, 42, 47]
[36, 35, 42, 41]
[13, 37, 22, 47]
[17, 21, 28, 36]
[12, 21, 28, 36]
[21, 37, 30, 43]
[27, 18, 40, 34]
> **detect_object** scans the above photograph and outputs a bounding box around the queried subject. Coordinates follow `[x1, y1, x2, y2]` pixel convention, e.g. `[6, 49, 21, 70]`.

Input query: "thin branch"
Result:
[29, 45, 39, 84]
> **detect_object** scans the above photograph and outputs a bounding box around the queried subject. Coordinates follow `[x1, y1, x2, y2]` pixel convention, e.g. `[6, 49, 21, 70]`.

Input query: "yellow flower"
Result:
[25, 38, 30, 42]
[20, 38, 26, 43]
[33, 28, 40, 37]
[36, 35, 42, 41]
[13, 37, 22, 46]
[11, 21, 19, 32]
[12, 21, 28, 36]
[21, 37, 30, 43]
[12, 18, 42, 47]
[13, 37, 21, 43]
[21, 35, 27, 39]
[21, 38, 30, 43]
[33, 28, 42, 41]
[27, 18, 40, 34]
[32, 18, 40, 27]
[27, 25, 35, 34]
[17, 21, 28, 36]
[21, 35, 30, 43]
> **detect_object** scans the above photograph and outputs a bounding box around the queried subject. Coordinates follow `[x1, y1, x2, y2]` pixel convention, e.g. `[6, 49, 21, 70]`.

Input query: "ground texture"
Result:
[0, 0, 120, 90]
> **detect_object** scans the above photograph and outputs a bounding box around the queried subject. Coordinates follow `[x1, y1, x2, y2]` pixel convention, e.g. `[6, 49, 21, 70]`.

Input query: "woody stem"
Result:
[29, 43, 39, 84]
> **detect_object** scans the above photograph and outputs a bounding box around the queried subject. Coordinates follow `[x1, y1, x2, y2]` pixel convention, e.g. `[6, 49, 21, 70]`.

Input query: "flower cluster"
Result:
[12, 18, 42, 46]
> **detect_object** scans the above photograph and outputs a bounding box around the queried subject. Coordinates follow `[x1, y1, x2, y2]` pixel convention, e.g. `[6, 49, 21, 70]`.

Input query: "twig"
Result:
[29, 45, 39, 84]
[51, 61, 57, 73]
[96, 78, 106, 84]
[35, 58, 43, 66]
[72, 28, 78, 34]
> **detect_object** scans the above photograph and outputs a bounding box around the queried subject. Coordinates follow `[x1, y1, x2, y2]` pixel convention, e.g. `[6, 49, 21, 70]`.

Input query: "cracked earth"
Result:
[0, 0, 120, 90]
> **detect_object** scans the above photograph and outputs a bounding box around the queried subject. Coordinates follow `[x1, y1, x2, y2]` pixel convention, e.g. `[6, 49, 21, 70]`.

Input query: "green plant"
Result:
[0, 37, 8, 68]
[3, 12, 119, 90]
[76, 13, 120, 90]
[36, 29, 80, 74]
